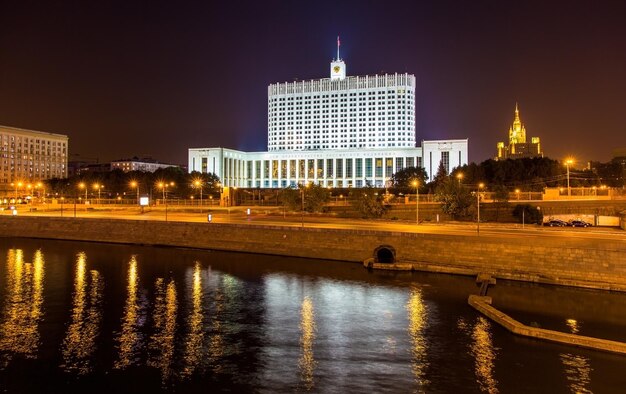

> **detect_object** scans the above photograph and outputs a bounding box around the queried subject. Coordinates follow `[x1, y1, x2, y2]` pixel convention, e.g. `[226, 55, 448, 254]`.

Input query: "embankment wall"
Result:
[1, 216, 625, 291]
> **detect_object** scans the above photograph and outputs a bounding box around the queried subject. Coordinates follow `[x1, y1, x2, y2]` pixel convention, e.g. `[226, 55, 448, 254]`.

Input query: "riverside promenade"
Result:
[2, 205, 626, 292]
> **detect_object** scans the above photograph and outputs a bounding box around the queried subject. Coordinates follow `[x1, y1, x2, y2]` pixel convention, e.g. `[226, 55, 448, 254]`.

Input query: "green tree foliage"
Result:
[390, 166, 428, 191]
[280, 187, 301, 211]
[455, 158, 561, 190]
[434, 176, 473, 219]
[512, 204, 543, 224]
[44, 169, 222, 201]
[304, 183, 331, 213]
[349, 186, 388, 218]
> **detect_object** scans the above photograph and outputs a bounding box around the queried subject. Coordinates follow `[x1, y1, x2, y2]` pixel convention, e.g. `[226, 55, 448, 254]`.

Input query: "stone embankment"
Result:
[469, 295, 626, 355]
[1, 216, 626, 292]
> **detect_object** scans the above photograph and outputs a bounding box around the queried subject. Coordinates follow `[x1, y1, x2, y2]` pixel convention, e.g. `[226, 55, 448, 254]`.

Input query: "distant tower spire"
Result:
[514, 102, 520, 122]
[330, 36, 346, 80]
[337, 35, 341, 60]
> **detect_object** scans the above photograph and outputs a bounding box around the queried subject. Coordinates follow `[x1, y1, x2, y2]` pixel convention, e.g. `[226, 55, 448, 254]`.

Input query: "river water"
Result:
[0, 237, 625, 393]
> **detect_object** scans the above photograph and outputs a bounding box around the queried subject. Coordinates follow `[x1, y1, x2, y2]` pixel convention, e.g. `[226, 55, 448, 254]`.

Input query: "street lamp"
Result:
[477, 183, 484, 235]
[412, 180, 419, 225]
[193, 179, 203, 212]
[515, 188, 520, 201]
[79, 182, 87, 201]
[301, 182, 310, 227]
[456, 172, 463, 186]
[130, 181, 139, 205]
[158, 181, 175, 221]
[93, 183, 102, 204]
[565, 158, 574, 197]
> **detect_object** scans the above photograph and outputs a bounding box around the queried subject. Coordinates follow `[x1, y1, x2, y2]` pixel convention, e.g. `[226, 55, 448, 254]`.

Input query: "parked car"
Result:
[543, 219, 569, 227]
[570, 219, 592, 227]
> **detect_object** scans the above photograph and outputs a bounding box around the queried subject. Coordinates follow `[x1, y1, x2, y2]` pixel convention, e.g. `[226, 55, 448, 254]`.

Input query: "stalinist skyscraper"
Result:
[496, 104, 543, 160]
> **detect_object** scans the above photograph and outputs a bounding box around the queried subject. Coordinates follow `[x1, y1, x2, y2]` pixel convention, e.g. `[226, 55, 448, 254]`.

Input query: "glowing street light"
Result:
[158, 181, 175, 221]
[565, 158, 574, 197]
[130, 181, 139, 205]
[515, 188, 520, 200]
[193, 179, 203, 212]
[456, 172, 463, 186]
[477, 183, 484, 235]
[93, 183, 102, 204]
[412, 179, 419, 225]
[79, 182, 87, 201]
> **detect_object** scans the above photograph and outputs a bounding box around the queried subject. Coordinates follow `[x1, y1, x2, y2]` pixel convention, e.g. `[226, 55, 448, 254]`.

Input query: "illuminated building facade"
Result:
[111, 157, 177, 173]
[189, 40, 468, 187]
[496, 104, 543, 160]
[0, 125, 68, 185]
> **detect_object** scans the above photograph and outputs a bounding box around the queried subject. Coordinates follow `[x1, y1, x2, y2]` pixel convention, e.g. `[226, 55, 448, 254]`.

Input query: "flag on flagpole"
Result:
[337, 36, 340, 47]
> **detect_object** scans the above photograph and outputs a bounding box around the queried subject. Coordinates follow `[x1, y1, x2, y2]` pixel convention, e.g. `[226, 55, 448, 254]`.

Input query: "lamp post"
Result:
[79, 182, 87, 202]
[130, 181, 139, 205]
[193, 179, 203, 212]
[158, 181, 174, 221]
[93, 183, 102, 204]
[565, 159, 574, 197]
[477, 183, 484, 235]
[412, 180, 419, 225]
[515, 188, 520, 201]
[456, 172, 463, 186]
[301, 182, 309, 228]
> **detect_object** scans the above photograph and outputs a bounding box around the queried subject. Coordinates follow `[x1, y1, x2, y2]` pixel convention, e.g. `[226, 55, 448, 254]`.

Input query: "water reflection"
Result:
[148, 278, 178, 382]
[0, 249, 45, 366]
[61, 252, 104, 374]
[114, 256, 145, 369]
[182, 262, 204, 377]
[560, 318, 592, 393]
[458, 316, 499, 394]
[299, 296, 316, 390]
[406, 287, 429, 389]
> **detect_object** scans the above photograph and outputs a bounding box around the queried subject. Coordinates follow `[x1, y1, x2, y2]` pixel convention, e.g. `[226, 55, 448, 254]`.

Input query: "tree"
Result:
[279, 187, 300, 211]
[390, 166, 428, 190]
[492, 184, 510, 221]
[349, 186, 388, 218]
[303, 183, 330, 213]
[434, 176, 473, 220]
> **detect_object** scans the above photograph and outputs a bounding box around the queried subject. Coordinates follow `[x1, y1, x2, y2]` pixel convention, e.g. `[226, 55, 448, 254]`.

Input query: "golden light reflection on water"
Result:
[182, 262, 204, 377]
[470, 317, 498, 394]
[560, 353, 592, 394]
[61, 252, 104, 374]
[114, 256, 143, 369]
[406, 287, 429, 389]
[0, 249, 45, 366]
[566, 318, 579, 334]
[299, 296, 316, 391]
[560, 318, 592, 394]
[148, 278, 178, 381]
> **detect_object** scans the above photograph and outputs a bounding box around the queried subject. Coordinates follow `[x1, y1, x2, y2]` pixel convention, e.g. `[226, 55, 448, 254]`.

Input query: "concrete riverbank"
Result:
[469, 295, 626, 355]
[1, 215, 626, 292]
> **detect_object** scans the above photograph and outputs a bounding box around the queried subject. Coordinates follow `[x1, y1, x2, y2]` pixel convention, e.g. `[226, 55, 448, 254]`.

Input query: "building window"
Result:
[365, 158, 373, 178]
[375, 158, 383, 177]
[385, 158, 393, 178]
[441, 151, 450, 174]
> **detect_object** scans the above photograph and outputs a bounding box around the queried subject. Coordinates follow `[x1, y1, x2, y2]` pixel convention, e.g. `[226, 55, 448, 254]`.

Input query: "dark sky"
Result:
[1, 0, 625, 166]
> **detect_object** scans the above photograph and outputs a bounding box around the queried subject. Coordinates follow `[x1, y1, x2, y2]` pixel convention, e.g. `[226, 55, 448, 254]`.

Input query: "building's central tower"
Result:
[330, 36, 346, 80]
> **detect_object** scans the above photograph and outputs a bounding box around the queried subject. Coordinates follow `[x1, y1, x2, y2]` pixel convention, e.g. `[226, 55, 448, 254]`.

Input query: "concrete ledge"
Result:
[468, 295, 626, 355]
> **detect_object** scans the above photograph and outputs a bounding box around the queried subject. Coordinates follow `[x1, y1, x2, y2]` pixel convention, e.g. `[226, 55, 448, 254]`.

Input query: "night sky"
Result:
[1, 0, 625, 166]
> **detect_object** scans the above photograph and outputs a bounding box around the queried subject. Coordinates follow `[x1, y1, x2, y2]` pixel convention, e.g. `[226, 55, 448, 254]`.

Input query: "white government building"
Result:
[189, 41, 468, 188]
